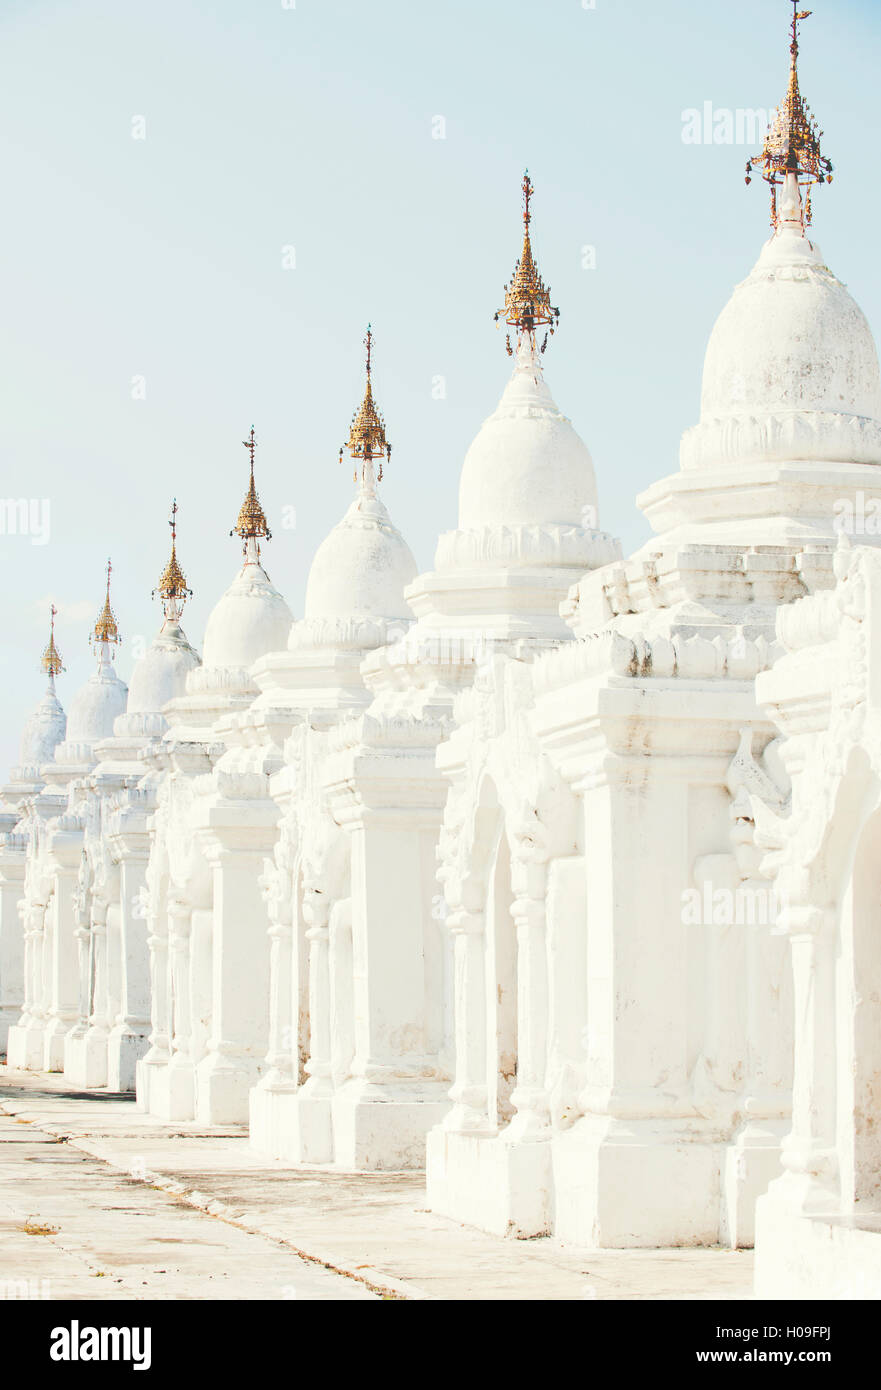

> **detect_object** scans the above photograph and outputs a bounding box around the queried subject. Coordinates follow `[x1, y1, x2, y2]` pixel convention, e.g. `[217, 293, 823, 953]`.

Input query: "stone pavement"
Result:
[0, 1066, 754, 1301]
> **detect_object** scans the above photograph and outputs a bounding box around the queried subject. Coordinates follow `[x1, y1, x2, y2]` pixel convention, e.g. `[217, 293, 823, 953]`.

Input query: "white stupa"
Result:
[640, 42, 881, 550]
[0, 606, 68, 822]
[406, 172, 619, 649]
[14, 608, 67, 781]
[93, 503, 202, 762]
[251, 330, 418, 720]
[172, 432, 293, 735]
[302, 327, 416, 636]
[199, 433, 291, 672]
[50, 562, 128, 770]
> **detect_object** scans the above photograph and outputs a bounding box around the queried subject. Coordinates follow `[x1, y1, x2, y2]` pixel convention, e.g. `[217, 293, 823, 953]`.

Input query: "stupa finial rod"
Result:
[339, 326, 392, 495]
[154, 497, 192, 620]
[745, 1, 833, 232]
[494, 170, 560, 357]
[40, 604, 65, 681]
[231, 426, 272, 558]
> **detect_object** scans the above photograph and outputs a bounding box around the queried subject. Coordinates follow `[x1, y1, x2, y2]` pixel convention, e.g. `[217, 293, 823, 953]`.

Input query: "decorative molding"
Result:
[435, 523, 620, 574]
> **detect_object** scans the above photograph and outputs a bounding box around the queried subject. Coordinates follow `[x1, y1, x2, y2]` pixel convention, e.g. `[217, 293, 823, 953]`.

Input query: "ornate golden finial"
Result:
[494, 170, 560, 357]
[746, 2, 833, 230]
[339, 325, 392, 490]
[230, 426, 272, 553]
[92, 558, 120, 648]
[153, 498, 192, 619]
[40, 605, 64, 679]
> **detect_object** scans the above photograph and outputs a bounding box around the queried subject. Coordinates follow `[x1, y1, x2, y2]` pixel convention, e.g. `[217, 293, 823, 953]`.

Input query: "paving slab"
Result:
[0, 1065, 754, 1301]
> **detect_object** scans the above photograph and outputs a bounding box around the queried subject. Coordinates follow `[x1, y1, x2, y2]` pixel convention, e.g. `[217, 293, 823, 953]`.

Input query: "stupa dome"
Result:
[65, 654, 128, 747]
[201, 548, 292, 671]
[305, 492, 416, 623]
[124, 621, 200, 718]
[19, 680, 66, 769]
[697, 228, 881, 448]
[457, 341, 599, 531]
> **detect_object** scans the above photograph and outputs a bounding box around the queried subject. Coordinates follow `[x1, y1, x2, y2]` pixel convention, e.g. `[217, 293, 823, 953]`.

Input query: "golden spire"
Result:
[40, 605, 64, 680]
[494, 171, 560, 357]
[153, 499, 192, 620]
[92, 558, 120, 648]
[339, 325, 392, 491]
[745, 2, 833, 230]
[230, 427, 272, 554]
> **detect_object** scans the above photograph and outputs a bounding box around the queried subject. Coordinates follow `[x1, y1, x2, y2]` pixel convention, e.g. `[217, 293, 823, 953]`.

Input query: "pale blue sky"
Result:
[1, 0, 879, 773]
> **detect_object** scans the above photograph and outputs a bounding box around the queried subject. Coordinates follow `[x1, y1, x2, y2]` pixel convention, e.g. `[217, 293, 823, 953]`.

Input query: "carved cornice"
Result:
[286, 614, 408, 655]
[435, 523, 621, 575]
[532, 628, 781, 697]
[680, 410, 881, 473]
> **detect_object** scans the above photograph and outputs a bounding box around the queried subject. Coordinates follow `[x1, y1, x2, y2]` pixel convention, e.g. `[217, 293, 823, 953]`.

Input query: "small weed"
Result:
[22, 1216, 59, 1236]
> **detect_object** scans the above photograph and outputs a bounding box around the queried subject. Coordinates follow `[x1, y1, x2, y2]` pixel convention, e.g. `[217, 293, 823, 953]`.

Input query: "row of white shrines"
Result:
[3, 133, 881, 1297]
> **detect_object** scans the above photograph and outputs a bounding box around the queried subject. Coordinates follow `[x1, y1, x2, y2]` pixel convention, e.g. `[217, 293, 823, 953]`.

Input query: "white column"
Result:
[291, 878, 335, 1162]
[196, 845, 270, 1125]
[107, 850, 150, 1092]
[445, 910, 489, 1129]
[329, 901, 355, 1086]
[166, 897, 195, 1118]
[774, 905, 838, 1209]
[43, 863, 80, 1071]
[332, 811, 450, 1169]
[136, 865, 170, 1112]
[508, 853, 550, 1137]
[0, 854, 26, 1052]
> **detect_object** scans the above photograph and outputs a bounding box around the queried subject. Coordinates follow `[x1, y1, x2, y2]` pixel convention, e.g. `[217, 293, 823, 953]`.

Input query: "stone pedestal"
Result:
[427, 1121, 553, 1237]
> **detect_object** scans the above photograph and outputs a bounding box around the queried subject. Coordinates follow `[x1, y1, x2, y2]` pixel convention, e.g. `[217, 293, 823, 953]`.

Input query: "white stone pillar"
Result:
[7, 903, 47, 1069]
[332, 811, 450, 1169]
[249, 825, 301, 1159]
[105, 900, 122, 1053]
[550, 766, 721, 1248]
[71, 914, 92, 1044]
[329, 900, 355, 1086]
[189, 906, 213, 1073]
[444, 910, 488, 1129]
[69, 895, 110, 1087]
[265, 917, 295, 1088]
[107, 850, 150, 1092]
[0, 853, 26, 1053]
[544, 855, 587, 1125]
[43, 861, 80, 1072]
[136, 866, 170, 1111]
[292, 879, 335, 1161]
[508, 852, 550, 1136]
[196, 844, 271, 1125]
[166, 898, 195, 1119]
[774, 905, 838, 1209]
